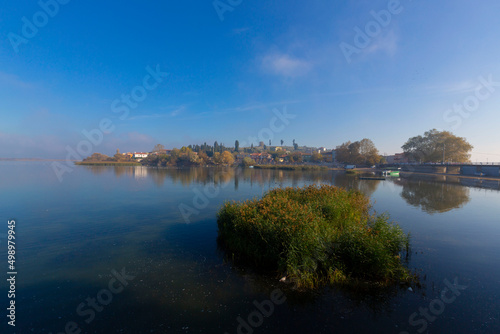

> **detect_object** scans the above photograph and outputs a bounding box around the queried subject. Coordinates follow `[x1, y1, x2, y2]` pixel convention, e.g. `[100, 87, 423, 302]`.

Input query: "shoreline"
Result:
[353, 167, 500, 181]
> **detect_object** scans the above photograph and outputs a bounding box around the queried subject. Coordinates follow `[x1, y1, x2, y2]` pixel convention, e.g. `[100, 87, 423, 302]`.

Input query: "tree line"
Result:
[82, 129, 474, 167]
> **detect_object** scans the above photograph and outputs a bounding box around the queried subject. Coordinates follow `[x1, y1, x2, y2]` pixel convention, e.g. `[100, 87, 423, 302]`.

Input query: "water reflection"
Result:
[128, 167, 339, 190]
[84, 166, 500, 196]
[395, 177, 470, 214]
[4, 163, 500, 333]
[333, 173, 382, 197]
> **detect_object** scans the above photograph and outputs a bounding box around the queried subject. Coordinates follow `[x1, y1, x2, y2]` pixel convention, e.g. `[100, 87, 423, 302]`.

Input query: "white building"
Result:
[133, 152, 149, 158]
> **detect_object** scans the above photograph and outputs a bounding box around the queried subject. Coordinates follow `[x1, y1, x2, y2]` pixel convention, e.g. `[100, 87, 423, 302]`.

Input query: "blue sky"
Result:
[1, 0, 500, 161]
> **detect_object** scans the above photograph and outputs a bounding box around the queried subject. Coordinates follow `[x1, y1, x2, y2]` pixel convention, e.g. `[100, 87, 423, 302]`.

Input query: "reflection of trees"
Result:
[397, 179, 470, 214]
[333, 173, 381, 198]
[113, 166, 134, 177]
[85, 166, 109, 175]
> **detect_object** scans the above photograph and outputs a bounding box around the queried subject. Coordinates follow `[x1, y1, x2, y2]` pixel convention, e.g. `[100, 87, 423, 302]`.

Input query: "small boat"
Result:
[382, 170, 400, 177]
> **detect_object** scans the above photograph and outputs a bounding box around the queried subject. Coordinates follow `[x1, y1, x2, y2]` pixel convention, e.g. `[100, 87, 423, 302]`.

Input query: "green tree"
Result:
[289, 152, 303, 163]
[311, 152, 323, 163]
[347, 141, 362, 164]
[169, 148, 180, 165]
[180, 146, 192, 153]
[213, 152, 222, 164]
[198, 151, 209, 164]
[83, 153, 110, 161]
[336, 139, 380, 165]
[335, 142, 351, 164]
[188, 151, 201, 165]
[242, 157, 256, 167]
[113, 153, 124, 161]
[221, 150, 235, 165]
[359, 138, 380, 165]
[402, 129, 473, 163]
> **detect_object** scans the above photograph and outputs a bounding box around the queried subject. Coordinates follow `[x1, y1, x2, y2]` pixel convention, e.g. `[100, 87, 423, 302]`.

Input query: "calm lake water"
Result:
[1, 162, 499, 333]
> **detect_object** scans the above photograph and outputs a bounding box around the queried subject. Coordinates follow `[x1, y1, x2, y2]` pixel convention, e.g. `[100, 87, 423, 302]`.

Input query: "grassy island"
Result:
[217, 185, 413, 289]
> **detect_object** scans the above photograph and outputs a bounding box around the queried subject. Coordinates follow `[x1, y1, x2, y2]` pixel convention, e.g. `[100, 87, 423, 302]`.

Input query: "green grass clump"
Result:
[217, 185, 413, 289]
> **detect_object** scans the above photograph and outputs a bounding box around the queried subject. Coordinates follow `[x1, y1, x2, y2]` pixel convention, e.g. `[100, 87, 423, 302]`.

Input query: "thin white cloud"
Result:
[127, 113, 166, 121]
[127, 105, 187, 120]
[0, 72, 33, 89]
[423, 80, 479, 95]
[261, 53, 312, 78]
[365, 30, 398, 56]
[170, 105, 186, 117]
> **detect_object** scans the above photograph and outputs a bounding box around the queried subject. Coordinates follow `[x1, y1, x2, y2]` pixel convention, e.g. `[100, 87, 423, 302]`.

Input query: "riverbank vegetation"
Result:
[75, 161, 141, 166]
[217, 185, 413, 289]
[253, 165, 328, 171]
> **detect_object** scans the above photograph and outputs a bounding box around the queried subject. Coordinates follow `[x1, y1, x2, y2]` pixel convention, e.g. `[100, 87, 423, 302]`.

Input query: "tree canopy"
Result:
[402, 129, 473, 163]
[336, 138, 380, 165]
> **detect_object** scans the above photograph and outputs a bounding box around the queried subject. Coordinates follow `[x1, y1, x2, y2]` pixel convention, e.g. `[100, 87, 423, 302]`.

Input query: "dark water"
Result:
[0, 162, 499, 333]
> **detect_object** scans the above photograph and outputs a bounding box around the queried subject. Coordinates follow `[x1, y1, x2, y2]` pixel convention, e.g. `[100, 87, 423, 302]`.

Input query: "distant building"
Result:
[268, 146, 283, 152]
[133, 152, 149, 158]
[321, 150, 333, 162]
[250, 152, 272, 163]
[301, 153, 312, 162]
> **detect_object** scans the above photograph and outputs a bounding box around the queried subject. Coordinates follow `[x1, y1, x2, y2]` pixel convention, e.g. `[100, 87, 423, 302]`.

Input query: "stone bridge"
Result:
[385, 164, 500, 177]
